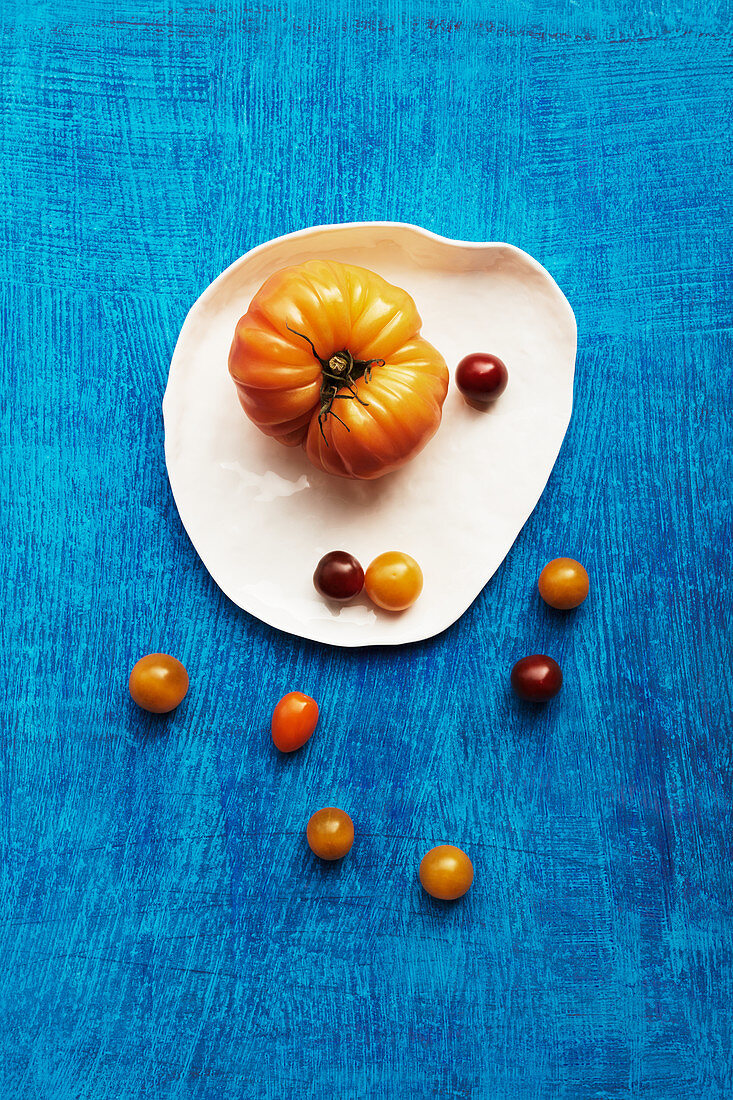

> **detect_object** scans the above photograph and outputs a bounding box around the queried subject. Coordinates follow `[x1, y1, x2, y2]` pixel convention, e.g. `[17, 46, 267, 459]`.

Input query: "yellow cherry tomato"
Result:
[364, 551, 423, 611]
[306, 808, 354, 860]
[419, 845, 474, 900]
[128, 653, 189, 713]
[538, 557, 589, 609]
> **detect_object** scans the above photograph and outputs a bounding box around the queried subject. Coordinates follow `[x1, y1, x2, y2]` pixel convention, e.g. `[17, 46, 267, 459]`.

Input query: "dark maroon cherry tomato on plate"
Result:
[313, 550, 364, 601]
[511, 654, 563, 701]
[455, 353, 509, 403]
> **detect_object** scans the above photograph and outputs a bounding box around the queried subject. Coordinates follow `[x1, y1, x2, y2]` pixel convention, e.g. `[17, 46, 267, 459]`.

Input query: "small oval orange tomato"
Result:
[419, 845, 474, 900]
[538, 557, 589, 609]
[129, 653, 189, 713]
[306, 807, 354, 860]
[271, 691, 319, 752]
[364, 551, 423, 611]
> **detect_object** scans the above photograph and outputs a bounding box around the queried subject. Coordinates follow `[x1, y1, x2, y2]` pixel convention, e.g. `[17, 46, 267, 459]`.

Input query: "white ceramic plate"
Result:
[163, 222, 576, 646]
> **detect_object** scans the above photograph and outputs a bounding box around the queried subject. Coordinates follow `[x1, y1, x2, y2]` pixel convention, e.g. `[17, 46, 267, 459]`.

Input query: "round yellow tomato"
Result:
[364, 551, 423, 611]
[128, 653, 189, 714]
[228, 260, 449, 479]
[419, 845, 474, 900]
[306, 808, 354, 861]
[538, 557, 589, 609]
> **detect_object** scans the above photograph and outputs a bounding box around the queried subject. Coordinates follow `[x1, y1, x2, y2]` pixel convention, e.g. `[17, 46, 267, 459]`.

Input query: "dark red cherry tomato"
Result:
[313, 551, 364, 601]
[511, 655, 563, 701]
[455, 353, 509, 403]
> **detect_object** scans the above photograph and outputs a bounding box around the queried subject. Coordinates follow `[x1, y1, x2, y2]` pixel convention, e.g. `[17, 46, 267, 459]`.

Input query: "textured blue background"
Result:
[2, 2, 732, 1097]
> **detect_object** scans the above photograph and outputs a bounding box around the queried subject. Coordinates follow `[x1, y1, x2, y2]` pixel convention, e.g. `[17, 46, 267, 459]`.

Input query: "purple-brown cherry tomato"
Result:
[455, 353, 509, 403]
[313, 551, 364, 601]
[510, 655, 563, 701]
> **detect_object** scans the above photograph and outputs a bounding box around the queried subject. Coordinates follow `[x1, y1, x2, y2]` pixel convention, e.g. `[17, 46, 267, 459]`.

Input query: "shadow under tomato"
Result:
[268, 736, 315, 769]
[304, 848, 353, 880]
[505, 691, 563, 723]
[414, 879, 475, 921]
[533, 589, 587, 625]
[461, 396, 505, 415]
[124, 697, 189, 742]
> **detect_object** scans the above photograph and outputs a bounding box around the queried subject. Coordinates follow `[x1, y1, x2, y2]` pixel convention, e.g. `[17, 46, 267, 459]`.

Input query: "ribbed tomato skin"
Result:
[228, 260, 448, 479]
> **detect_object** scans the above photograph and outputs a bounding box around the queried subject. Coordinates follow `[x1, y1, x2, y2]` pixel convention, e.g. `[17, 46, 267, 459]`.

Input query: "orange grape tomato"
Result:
[538, 557, 589, 609]
[364, 551, 423, 611]
[419, 845, 474, 900]
[128, 653, 189, 714]
[271, 691, 319, 752]
[306, 807, 354, 860]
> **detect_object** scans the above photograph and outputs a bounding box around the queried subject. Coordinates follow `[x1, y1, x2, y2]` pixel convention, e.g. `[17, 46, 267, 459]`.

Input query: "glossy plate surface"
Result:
[163, 222, 576, 646]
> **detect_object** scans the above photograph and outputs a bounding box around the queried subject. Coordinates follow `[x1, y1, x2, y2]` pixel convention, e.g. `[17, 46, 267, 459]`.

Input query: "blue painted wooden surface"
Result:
[2, 2, 731, 1097]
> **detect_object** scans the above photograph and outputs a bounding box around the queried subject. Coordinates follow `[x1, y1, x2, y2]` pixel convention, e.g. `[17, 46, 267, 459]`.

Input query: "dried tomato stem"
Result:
[286, 324, 384, 444]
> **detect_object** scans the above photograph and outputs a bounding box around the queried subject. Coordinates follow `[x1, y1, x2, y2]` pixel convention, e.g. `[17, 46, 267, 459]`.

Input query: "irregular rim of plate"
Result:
[163, 221, 577, 647]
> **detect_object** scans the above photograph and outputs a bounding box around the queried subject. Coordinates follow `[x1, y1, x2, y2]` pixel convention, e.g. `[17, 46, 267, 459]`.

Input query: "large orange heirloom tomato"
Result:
[227, 259, 449, 479]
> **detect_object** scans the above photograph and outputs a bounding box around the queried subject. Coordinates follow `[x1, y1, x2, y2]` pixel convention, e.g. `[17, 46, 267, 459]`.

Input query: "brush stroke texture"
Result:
[1, 1, 731, 1097]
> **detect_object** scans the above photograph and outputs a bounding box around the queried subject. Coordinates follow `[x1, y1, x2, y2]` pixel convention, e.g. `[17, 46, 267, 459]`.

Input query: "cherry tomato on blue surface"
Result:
[128, 653, 189, 713]
[271, 691, 319, 752]
[510, 655, 563, 701]
[419, 845, 474, 900]
[306, 807, 354, 860]
[538, 557, 589, 609]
